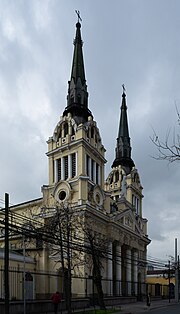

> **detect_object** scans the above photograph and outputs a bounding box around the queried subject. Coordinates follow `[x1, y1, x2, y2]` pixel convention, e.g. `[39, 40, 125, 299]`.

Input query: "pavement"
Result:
[46, 300, 178, 314]
[119, 299, 177, 313]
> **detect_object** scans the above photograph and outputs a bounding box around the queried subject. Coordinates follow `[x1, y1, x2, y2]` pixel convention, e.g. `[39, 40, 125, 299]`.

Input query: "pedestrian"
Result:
[51, 291, 62, 314]
[146, 293, 151, 307]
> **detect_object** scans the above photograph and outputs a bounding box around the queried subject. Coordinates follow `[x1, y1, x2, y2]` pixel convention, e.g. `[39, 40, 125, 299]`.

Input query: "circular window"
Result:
[53, 182, 71, 204]
[59, 190, 67, 201]
[93, 189, 103, 207]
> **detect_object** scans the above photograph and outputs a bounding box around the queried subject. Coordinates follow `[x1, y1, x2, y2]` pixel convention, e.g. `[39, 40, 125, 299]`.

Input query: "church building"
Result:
[0, 19, 150, 301]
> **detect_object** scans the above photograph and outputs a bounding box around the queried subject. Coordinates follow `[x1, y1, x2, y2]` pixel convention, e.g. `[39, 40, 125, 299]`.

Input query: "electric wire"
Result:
[0, 197, 173, 270]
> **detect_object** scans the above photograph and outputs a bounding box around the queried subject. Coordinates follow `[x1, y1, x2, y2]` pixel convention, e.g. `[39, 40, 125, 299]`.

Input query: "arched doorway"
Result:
[155, 283, 161, 296]
[169, 283, 175, 299]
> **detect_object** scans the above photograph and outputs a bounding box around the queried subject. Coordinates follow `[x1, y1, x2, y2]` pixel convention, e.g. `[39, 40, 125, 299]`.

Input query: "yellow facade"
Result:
[146, 274, 175, 298]
[0, 20, 150, 300]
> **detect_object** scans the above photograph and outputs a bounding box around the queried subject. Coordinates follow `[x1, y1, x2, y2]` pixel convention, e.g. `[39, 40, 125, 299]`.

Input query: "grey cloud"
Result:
[0, 0, 180, 259]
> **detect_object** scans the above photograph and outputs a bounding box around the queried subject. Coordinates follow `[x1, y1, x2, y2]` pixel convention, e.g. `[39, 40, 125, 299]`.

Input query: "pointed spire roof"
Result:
[71, 22, 86, 85]
[112, 87, 134, 174]
[118, 91, 129, 138]
[63, 20, 92, 124]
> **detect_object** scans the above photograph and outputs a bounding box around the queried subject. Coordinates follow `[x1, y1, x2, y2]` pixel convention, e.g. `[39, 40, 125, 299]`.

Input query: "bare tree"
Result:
[44, 203, 84, 314]
[82, 214, 109, 310]
[8, 203, 109, 311]
[6, 203, 84, 313]
[48, 206, 110, 310]
[150, 109, 180, 163]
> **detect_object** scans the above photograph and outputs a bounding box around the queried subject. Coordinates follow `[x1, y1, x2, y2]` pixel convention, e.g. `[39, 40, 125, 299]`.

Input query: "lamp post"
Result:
[168, 260, 171, 303]
[175, 238, 179, 302]
[5, 193, 9, 314]
[23, 235, 26, 314]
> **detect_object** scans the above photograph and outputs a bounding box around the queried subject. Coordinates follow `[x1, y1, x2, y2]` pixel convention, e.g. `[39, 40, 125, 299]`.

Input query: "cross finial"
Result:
[122, 84, 126, 94]
[75, 10, 82, 23]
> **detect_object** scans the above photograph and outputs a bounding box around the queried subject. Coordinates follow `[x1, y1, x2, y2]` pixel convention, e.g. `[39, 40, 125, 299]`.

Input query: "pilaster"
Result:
[126, 248, 131, 295]
[116, 243, 122, 295]
[107, 242, 113, 295]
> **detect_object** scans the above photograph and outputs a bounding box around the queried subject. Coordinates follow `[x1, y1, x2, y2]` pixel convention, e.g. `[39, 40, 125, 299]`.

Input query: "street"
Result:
[150, 303, 180, 313]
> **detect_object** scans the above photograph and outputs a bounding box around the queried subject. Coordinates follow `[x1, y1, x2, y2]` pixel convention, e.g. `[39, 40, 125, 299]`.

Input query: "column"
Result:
[54, 160, 58, 182]
[93, 161, 96, 183]
[61, 157, 65, 180]
[89, 157, 92, 180]
[68, 154, 72, 178]
[133, 251, 138, 295]
[97, 164, 100, 185]
[91, 159, 94, 182]
[107, 242, 113, 295]
[116, 243, 122, 295]
[126, 248, 132, 295]
[76, 152, 78, 176]
[141, 251, 146, 296]
[69, 124, 72, 136]
[62, 124, 65, 138]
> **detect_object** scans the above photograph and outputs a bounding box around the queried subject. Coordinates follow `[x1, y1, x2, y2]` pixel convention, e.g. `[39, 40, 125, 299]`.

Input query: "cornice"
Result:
[46, 138, 107, 163]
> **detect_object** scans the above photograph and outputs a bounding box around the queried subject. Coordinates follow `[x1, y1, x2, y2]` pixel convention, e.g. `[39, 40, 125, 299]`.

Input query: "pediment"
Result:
[113, 208, 142, 236]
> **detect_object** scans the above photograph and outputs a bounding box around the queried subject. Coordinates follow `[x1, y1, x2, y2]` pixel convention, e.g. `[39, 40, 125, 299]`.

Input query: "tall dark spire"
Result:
[63, 20, 92, 124]
[112, 88, 134, 174]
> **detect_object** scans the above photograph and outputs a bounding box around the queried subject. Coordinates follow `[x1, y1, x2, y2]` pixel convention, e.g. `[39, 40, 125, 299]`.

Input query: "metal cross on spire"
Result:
[122, 84, 126, 94]
[75, 10, 82, 23]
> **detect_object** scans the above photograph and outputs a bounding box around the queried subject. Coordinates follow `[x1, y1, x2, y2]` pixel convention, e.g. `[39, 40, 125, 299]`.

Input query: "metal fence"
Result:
[0, 266, 173, 301]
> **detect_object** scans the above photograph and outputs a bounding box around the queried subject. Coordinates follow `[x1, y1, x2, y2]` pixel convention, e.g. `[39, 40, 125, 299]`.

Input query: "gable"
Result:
[112, 208, 142, 236]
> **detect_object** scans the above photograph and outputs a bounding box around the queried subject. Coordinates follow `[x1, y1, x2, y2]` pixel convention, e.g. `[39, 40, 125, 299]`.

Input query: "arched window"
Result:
[91, 127, 94, 138]
[115, 171, 119, 182]
[58, 128, 62, 140]
[71, 127, 75, 136]
[110, 174, 113, 184]
[64, 123, 68, 137]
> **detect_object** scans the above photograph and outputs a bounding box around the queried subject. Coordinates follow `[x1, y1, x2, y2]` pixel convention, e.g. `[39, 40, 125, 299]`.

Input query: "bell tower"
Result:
[112, 87, 134, 174]
[105, 88, 143, 218]
[44, 20, 106, 207]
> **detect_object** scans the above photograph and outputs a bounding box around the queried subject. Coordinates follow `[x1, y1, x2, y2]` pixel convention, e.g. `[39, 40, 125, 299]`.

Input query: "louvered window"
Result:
[57, 158, 61, 181]
[72, 153, 76, 177]
[64, 156, 68, 180]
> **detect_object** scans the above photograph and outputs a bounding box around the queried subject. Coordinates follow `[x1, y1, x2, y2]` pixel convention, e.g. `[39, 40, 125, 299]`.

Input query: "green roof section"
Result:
[63, 21, 92, 124]
[118, 92, 130, 139]
[112, 90, 134, 174]
[71, 22, 86, 85]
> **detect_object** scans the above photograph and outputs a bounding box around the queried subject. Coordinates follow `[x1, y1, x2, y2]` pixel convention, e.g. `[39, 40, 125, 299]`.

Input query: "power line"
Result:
[0, 198, 172, 269]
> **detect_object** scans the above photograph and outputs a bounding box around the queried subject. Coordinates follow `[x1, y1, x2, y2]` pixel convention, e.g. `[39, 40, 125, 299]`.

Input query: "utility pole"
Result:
[168, 260, 171, 303]
[5, 193, 9, 314]
[178, 255, 180, 302]
[23, 236, 26, 314]
[175, 238, 179, 302]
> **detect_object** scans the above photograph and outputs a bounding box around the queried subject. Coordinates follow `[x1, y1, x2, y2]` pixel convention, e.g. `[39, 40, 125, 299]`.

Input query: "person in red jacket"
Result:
[51, 291, 62, 314]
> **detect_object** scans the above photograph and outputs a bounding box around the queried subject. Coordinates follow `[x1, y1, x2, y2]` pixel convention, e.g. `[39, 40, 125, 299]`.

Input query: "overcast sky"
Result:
[0, 0, 180, 262]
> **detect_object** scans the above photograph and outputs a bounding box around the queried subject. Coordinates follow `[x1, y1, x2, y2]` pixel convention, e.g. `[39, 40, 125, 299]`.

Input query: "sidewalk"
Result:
[45, 299, 178, 314]
[120, 299, 177, 313]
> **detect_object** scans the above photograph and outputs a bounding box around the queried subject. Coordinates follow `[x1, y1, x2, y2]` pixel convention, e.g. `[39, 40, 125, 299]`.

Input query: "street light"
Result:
[23, 235, 26, 314]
